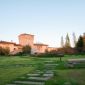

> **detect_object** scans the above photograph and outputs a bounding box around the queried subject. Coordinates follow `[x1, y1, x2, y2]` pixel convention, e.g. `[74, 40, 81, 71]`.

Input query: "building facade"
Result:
[18, 33, 34, 48]
[0, 33, 57, 54]
[0, 41, 22, 54]
[32, 43, 48, 54]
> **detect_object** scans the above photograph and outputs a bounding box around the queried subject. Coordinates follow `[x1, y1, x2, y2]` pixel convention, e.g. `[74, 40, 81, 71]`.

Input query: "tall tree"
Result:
[76, 35, 84, 52]
[22, 45, 31, 54]
[61, 36, 64, 48]
[65, 33, 71, 48]
[83, 33, 85, 47]
[73, 32, 77, 47]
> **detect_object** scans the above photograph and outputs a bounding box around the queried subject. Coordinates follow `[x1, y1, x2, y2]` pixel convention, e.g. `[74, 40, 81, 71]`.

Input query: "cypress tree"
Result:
[76, 35, 84, 52]
[73, 32, 77, 47]
[61, 36, 64, 48]
[65, 33, 71, 48]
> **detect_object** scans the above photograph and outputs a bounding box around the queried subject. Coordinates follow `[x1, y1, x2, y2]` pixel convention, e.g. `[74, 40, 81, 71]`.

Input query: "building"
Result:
[0, 41, 22, 54]
[18, 33, 34, 48]
[47, 47, 58, 52]
[32, 43, 48, 54]
[0, 33, 57, 54]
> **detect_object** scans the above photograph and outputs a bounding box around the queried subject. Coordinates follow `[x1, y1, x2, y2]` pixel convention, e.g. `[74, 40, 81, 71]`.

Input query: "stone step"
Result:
[44, 61, 54, 63]
[28, 76, 50, 81]
[35, 71, 44, 74]
[43, 73, 54, 77]
[45, 64, 58, 66]
[45, 71, 54, 74]
[14, 81, 45, 85]
[27, 73, 40, 77]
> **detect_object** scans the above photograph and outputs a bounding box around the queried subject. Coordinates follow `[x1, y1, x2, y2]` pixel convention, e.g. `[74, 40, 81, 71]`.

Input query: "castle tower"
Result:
[18, 33, 34, 48]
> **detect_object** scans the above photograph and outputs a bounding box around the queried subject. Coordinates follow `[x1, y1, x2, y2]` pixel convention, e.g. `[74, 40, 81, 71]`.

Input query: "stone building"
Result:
[0, 41, 22, 54]
[47, 47, 58, 52]
[0, 33, 57, 54]
[32, 43, 48, 54]
[18, 33, 34, 48]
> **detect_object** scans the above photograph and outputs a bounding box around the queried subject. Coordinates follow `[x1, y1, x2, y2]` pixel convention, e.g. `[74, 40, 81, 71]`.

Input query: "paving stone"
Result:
[14, 81, 45, 85]
[43, 73, 54, 77]
[45, 71, 54, 74]
[35, 70, 44, 74]
[28, 76, 50, 81]
[6, 60, 56, 85]
[27, 73, 40, 77]
[45, 67, 55, 70]
[45, 64, 58, 66]
[44, 61, 54, 63]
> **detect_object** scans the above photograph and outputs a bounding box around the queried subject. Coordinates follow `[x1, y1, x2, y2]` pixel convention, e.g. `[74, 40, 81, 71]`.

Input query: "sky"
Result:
[0, 0, 85, 47]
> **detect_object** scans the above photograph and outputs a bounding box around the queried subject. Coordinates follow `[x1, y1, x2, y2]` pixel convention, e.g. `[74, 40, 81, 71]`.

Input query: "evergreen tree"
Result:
[73, 32, 77, 47]
[83, 33, 85, 47]
[76, 35, 84, 52]
[22, 45, 31, 54]
[65, 33, 71, 48]
[61, 36, 64, 48]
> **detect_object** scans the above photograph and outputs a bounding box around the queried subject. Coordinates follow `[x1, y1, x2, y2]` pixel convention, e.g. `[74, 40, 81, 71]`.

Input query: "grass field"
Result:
[0, 55, 85, 85]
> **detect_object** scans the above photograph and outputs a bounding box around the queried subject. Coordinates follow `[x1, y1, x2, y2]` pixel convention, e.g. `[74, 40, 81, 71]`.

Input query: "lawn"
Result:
[0, 55, 85, 85]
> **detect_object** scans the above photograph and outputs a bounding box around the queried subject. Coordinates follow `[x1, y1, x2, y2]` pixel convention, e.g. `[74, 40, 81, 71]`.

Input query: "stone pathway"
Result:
[6, 60, 58, 85]
[14, 81, 45, 85]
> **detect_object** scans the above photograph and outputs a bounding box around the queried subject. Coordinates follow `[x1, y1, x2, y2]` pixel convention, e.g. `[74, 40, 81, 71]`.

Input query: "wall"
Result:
[0, 43, 15, 52]
[32, 44, 48, 54]
[19, 34, 34, 48]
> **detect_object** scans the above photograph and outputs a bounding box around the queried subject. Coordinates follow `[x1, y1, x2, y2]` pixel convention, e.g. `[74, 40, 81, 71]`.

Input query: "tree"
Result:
[4, 47, 10, 55]
[61, 36, 64, 48]
[65, 33, 71, 48]
[73, 32, 77, 47]
[0, 47, 10, 56]
[0, 47, 3, 55]
[83, 33, 85, 47]
[76, 35, 84, 52]
[22, 45, 31, 54]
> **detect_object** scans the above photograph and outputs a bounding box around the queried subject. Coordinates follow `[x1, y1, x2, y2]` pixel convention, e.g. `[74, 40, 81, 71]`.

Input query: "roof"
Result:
[48, 47, 57, 48]
[14, 44, 22, 46]
[0, 41, 15, 44]
[34, 43, 48, 46]
[19, 33, 34, 37]
[0, 41, 22, 47]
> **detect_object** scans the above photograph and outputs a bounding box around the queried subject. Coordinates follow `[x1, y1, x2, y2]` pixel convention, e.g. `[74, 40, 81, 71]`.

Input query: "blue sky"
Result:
[0, 0, 85, 47]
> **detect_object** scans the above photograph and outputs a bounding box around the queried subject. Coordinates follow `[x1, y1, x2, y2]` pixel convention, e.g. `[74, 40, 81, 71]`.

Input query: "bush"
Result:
[35, 51, 64, 58]
[22, 45, 31, 54]
[0, 47, 10, 56]
[57, 47, 77, 55]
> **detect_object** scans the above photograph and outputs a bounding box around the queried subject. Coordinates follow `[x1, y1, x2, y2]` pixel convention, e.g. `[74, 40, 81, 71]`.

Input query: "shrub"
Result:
[22, 45, 31, 54]
[0, 47, 10, 56]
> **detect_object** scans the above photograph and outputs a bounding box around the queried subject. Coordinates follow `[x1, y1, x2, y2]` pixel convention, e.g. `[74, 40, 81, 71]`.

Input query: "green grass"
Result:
[46, 69, 85, 85]
[0, 55, 85, 85]
[0, 67, 33, 85]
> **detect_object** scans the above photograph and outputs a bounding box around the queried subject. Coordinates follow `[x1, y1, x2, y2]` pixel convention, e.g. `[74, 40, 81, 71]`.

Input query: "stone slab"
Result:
[14, 81, 45, 85]
[45, 71, 54, 74]
[28, 76, 50, 81]
[27, 73, 40, 77]
[45, 64, 58, 66]
[44, 61, 54, 63]
[43, 73, 54, 77]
